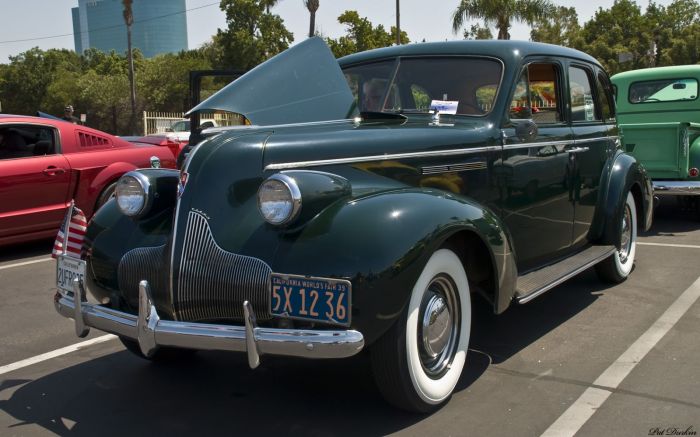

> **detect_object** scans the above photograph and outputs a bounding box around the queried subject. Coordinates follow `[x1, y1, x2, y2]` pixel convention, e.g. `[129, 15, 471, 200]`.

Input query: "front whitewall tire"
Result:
[371, 247, 471, 412]
[405, 249, 471, 404]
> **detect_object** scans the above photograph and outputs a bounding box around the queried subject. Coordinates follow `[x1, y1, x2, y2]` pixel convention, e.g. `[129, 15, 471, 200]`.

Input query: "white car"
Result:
[164, 119, 218, 142]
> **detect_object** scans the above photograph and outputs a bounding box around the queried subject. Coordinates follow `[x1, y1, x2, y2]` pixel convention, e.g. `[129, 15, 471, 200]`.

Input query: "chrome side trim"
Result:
[421, 161, 487, 175]
[265, 145, 502, 170]
[517, 247, 615, 304]
[55, 279, 364, 366]
[575, 135, 619, 145]
[503, 139, 573, 150]
[264, 136, 618, 171]
[653, 180, 700, 196]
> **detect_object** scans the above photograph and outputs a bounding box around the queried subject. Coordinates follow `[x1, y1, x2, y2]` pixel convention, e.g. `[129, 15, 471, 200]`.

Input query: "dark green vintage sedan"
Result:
[54, 38, 653, 412]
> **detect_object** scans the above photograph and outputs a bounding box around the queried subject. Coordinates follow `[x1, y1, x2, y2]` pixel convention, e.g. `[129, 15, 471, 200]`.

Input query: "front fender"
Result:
[594, 151, 653, 246]
[75, 162, 138, 217]
[270, 188, 516, 345]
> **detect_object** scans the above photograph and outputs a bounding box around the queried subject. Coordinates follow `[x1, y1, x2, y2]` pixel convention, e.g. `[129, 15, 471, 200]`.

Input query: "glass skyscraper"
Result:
[72, 0, 188, 58]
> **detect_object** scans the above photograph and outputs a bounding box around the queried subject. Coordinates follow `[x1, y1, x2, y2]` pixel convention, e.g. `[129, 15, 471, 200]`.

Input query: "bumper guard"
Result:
[54, 278, 364, 368]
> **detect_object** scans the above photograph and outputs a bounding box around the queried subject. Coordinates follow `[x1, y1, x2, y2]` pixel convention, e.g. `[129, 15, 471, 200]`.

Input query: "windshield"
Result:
[171, 120, 190, 132]
[342, 57, 503, 116]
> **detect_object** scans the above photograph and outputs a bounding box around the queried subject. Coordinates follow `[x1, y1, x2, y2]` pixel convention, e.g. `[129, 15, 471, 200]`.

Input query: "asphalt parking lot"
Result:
[0, 199, 698, 437]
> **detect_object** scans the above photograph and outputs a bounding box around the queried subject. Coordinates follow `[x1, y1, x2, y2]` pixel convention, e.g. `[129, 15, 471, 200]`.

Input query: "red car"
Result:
[0, 115, 177, 246]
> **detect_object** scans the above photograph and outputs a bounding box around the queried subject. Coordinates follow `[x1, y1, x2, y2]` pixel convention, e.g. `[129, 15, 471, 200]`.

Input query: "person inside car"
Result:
[362, 79, 385, 112]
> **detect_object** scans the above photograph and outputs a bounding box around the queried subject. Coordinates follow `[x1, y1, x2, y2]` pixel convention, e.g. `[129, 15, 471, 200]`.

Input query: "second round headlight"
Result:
[115, 173, 148, 217]
[257, 174, 301, 225]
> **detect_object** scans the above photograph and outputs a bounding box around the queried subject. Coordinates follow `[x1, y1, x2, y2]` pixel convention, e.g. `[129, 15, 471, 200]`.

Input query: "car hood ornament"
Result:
[187, 37, 356, 126]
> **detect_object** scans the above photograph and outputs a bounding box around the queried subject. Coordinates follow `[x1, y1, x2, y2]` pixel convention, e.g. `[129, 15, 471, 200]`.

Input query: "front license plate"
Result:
[270, 273, 351, 326]
[56, 255, 86, 295]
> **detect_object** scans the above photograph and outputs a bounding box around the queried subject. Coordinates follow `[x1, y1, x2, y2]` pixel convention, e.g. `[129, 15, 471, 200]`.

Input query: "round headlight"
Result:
[257, 174, 301, 225]
[115, 173, 148, 217]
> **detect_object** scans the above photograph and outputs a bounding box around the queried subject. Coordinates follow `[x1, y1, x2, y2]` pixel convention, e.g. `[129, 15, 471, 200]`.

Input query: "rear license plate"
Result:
[270, 273, 351, 326]
[56, 255, 86, 294]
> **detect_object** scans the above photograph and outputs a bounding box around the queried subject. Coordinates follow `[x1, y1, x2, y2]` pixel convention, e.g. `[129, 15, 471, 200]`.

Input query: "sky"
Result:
[0, 0, 679, 63]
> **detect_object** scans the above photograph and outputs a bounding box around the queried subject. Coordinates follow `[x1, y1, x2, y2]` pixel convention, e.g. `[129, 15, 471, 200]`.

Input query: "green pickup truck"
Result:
[612, 66, 700, 205]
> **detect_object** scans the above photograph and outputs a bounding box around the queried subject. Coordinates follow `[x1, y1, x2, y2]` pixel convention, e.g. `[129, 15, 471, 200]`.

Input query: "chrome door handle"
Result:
[42, 166, 66, 175]
[567, 147, 589, 154]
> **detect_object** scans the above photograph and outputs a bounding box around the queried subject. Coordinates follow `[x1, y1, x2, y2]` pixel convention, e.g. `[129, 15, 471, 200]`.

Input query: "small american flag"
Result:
[52, 202, 87, 259]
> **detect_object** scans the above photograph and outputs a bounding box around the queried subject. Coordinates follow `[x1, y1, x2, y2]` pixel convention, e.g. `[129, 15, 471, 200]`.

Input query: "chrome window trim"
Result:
[264, 136, 618, 171]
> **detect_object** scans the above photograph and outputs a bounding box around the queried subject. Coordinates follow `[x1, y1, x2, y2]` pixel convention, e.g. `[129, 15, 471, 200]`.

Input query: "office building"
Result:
[72, 0, 188, 58]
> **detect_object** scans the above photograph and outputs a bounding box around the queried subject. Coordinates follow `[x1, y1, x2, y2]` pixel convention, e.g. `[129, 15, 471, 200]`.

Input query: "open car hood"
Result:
[187, 37, 355, 126]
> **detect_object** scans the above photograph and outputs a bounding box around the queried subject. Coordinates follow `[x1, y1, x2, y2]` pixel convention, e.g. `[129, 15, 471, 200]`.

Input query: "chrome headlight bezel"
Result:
[115, 171, 152, 218]
[257, 173, 302, 226]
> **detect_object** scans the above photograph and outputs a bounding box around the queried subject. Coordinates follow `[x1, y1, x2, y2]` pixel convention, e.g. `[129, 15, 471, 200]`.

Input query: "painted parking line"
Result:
[540, 275, 700, 437]
[637, 242, 700, 249]
[0, 335, 117, 376]
[0, 257, 53, 271]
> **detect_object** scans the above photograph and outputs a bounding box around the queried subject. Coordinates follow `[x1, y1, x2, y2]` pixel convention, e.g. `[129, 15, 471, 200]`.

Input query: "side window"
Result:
[510, 63, 561, 124]
[0, 125, 57, 160]
[569, 66, 600, 122]
[596, 71, 616, 121]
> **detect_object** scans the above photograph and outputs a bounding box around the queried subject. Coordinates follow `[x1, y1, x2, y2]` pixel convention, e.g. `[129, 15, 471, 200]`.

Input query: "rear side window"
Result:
[569, 66, 600, 122]
[77, 131, 112, 148]
[596, 71, 615, 121]
[629, 78, 698, 103]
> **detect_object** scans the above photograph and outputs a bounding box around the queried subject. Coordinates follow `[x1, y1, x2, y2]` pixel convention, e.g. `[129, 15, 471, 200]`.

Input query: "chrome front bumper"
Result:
[54, 279, 364, 368]
[653, 181, 700, 195]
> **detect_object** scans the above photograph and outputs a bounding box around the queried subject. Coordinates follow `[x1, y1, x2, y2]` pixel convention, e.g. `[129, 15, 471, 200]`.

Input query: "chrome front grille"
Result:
[175, 210, 272, 322]
[118, 245, 167, 306]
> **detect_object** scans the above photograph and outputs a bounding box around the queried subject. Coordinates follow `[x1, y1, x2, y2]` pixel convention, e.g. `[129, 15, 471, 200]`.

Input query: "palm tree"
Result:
[122, 0, 136, 134]
[452, 0, 556, 40]
[303, 0, 320, 38]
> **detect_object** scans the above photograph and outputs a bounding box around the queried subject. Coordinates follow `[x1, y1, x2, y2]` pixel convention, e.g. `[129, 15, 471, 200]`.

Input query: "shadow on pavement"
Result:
[642, 197, 699, 237]
[0, 239, 53, 263]
[0, 269, 613, 436]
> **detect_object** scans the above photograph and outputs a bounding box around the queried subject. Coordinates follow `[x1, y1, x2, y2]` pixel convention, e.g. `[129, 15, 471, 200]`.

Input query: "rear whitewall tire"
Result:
[596, 192, 637, 283]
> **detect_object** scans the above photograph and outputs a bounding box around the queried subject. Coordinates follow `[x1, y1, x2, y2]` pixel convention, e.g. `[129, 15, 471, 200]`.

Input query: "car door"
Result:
[499, 60, 575, 273]
[0, 124, 71, 240]
[567, 64, 617, 248]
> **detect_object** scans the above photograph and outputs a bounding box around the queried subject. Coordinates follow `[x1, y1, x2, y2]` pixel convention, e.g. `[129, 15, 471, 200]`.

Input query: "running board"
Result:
[516, 245, 616, 304]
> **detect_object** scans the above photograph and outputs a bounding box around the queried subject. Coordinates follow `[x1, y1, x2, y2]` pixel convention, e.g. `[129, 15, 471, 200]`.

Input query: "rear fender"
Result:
[271, 188, 517, 345]
[593, 151, 653, 246]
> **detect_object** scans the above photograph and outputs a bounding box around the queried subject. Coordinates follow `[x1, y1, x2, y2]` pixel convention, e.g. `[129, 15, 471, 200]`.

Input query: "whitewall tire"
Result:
[371, 248, 471, 412]
[596, 192, 637, 283]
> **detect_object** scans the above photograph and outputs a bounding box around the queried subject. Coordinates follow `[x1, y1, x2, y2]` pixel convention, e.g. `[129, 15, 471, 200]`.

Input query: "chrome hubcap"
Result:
[418, 274, 460, 378]
[619, 203, 632, 263]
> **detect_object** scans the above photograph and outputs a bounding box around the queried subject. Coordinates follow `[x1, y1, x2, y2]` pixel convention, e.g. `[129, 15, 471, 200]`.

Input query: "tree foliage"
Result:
[452, 0, 556, 40]
[463, 22, 494, 40]
[214, 0, 293, 71]
[530, 6, 583, 48]
[326, 10, 409, 58]
[530, 0, 700, 74]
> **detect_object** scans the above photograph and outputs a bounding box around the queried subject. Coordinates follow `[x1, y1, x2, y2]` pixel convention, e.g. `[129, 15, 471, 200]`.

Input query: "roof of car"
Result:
[338, 40, 600, 67]
[611, 65, 700, 82]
